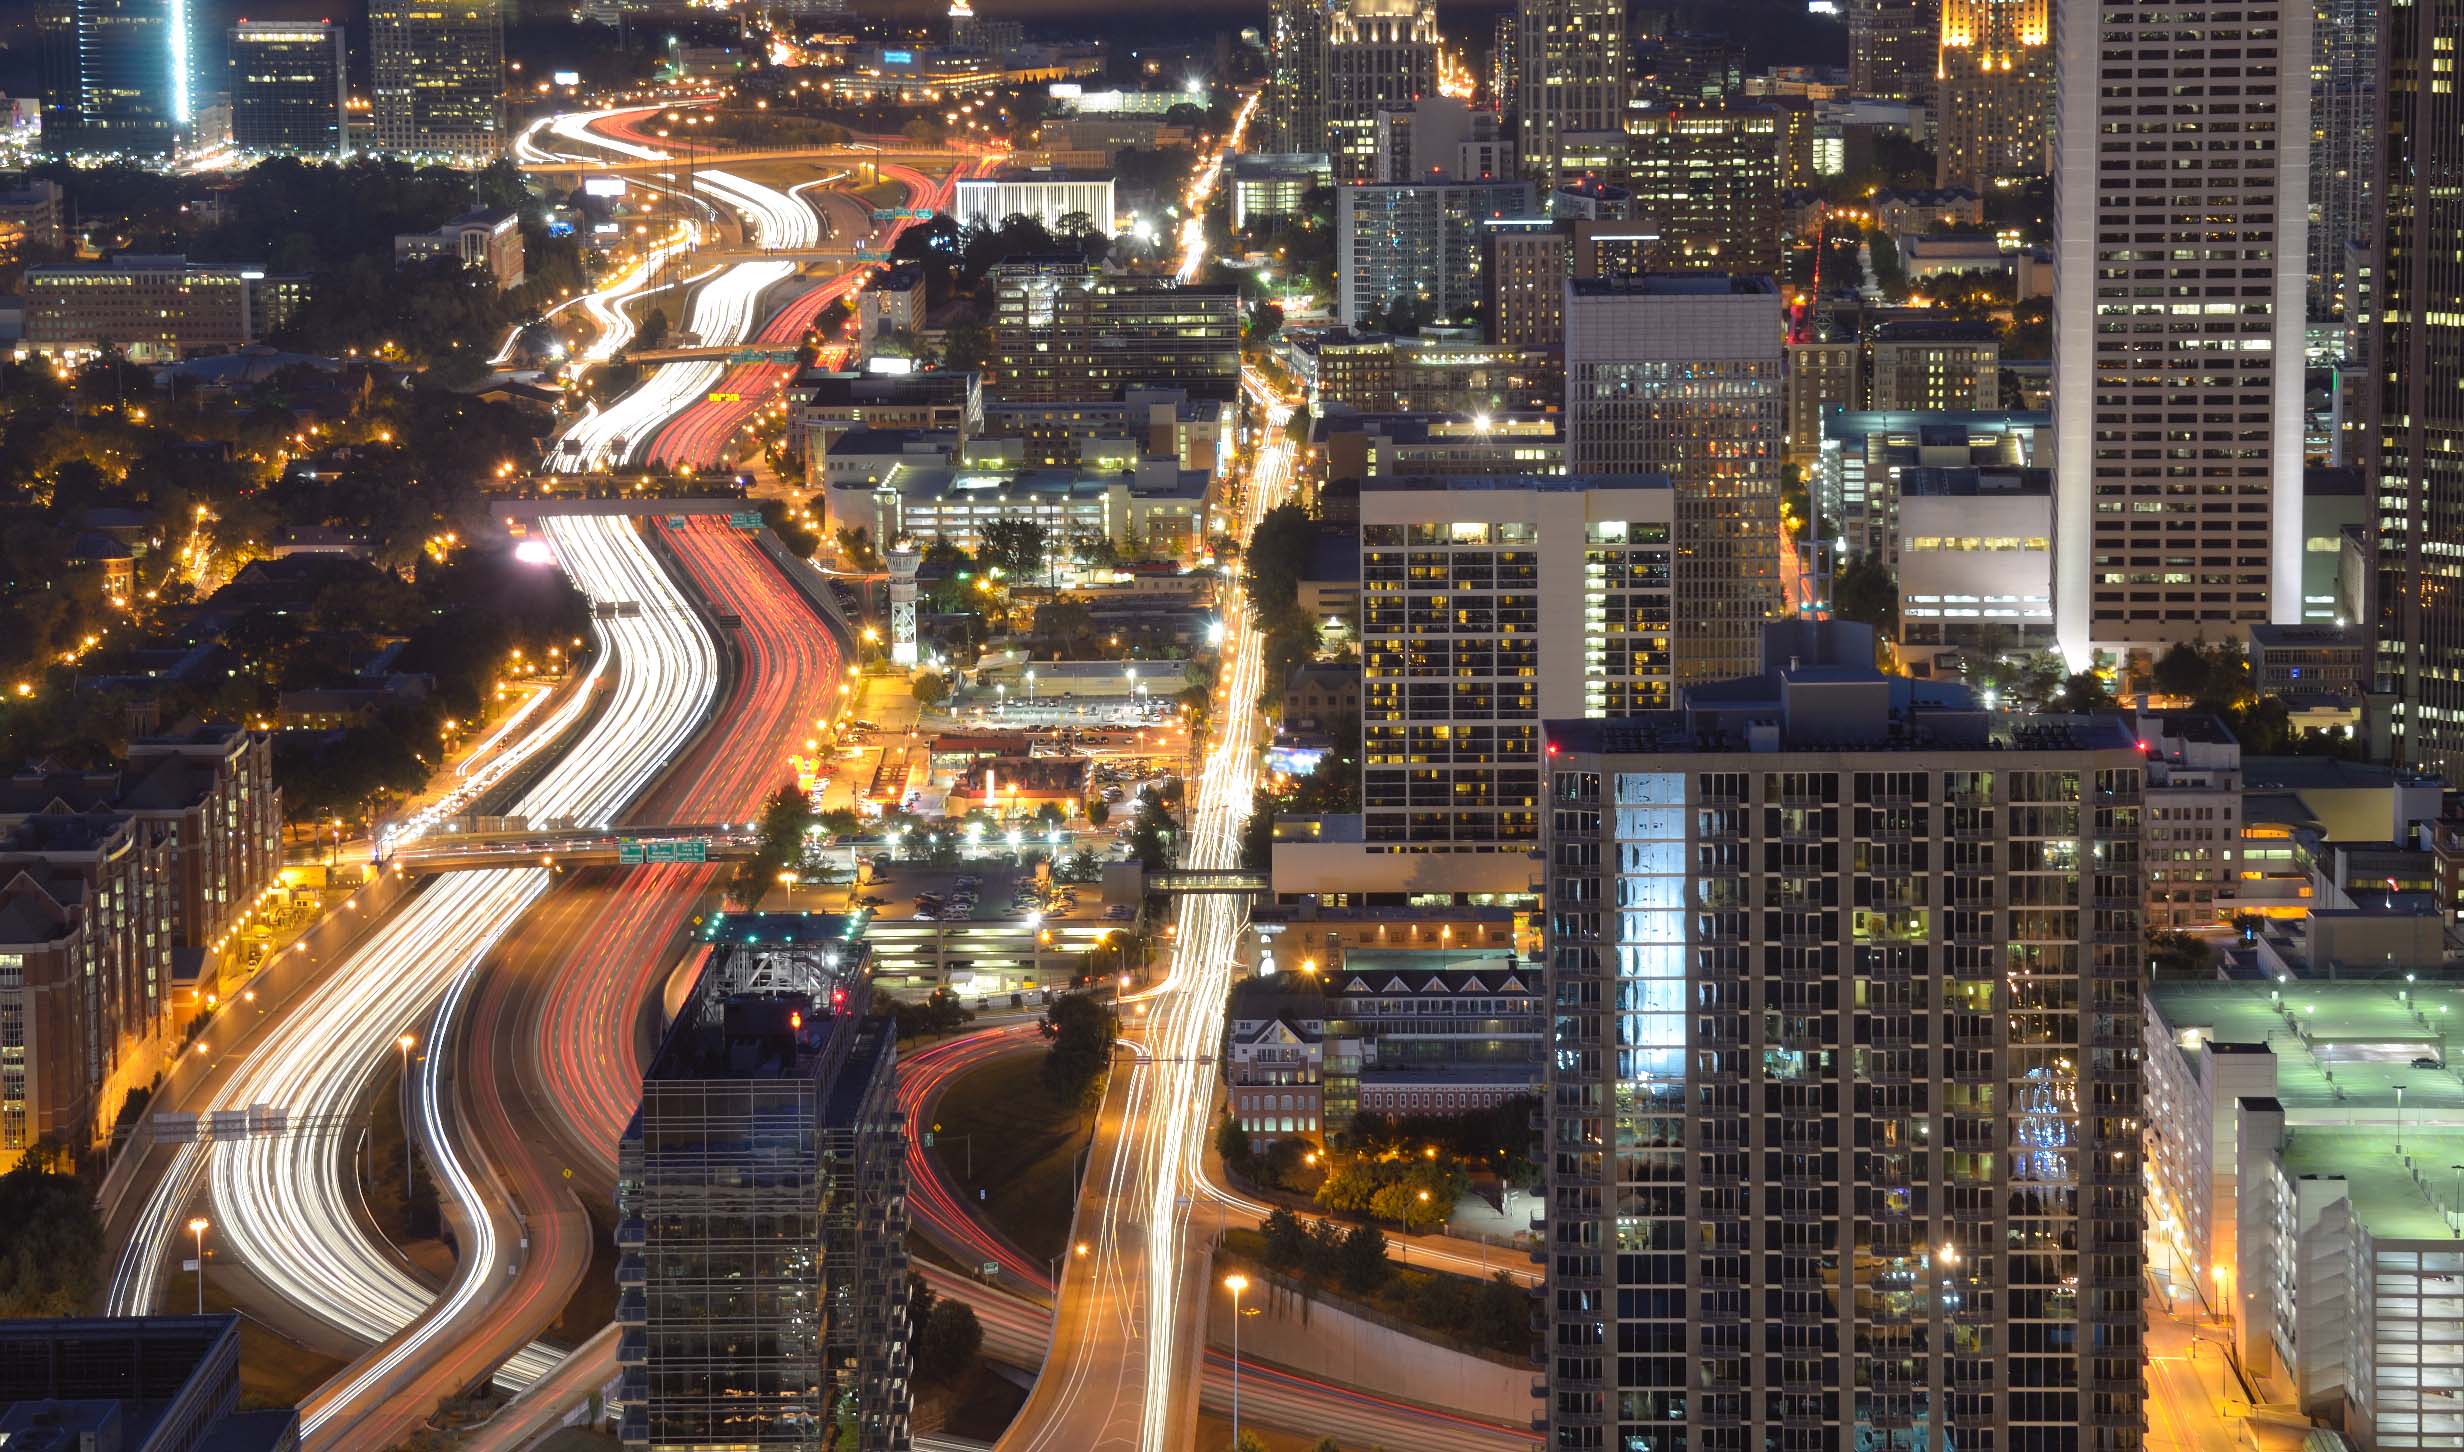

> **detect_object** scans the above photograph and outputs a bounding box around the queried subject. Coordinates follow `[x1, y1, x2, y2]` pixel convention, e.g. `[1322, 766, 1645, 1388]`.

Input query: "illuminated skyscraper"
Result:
[1934, 0, 2051, 190]
[1322, 0, 1437, 183]
[2308, 0, 2376, 331]
[2372, 0, 2464, 779]
[229, 21, 347, 159]
[1542, 624, 2148, 1452]
[1514, 0, 1627, 185]
[2050, 0, 2311, 662]
[36, 0, 189, 157]
[1565, 274, 1785, 686]
[1266, 0, 1328, 153]
[1847, 0, 1939, 107]
[369, 0, 506, 160]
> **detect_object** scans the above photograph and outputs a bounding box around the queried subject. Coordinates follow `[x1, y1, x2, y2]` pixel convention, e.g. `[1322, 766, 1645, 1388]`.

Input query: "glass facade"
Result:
[1546, 729, 2145, 1452]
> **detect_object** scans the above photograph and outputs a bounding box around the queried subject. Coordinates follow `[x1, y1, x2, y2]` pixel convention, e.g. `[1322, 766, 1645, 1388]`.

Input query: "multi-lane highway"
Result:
[992, 367, 1291, 1452]
[107, 515, 719, 1452]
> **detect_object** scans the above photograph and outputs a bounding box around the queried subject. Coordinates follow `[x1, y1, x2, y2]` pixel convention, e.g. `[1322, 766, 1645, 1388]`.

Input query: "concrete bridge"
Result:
[519, 144, 972, 179]
[383, 824, 759, 875]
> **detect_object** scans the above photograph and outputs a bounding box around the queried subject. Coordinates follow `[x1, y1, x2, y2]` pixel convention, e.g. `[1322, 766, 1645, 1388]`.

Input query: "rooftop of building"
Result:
[2304, 464, 2367, 498]
[965, 167, 1113, 184]
[1548, 622, 2147, 756]
[1896, 465, 2049, 498]
[837, 463, 1207, 501]
[696, 911, 867, 948]
[2149, 979, 2464, 1118]
[2275, 1127, 2464, 1242]
[0, 1316, 289, 1452]
[2242, 756, 2444, 792]
[2137, 710, 2239, 748]
[2247, 622, 2373, 648]
[1820, 408, 2048, 440]
[1309, 410, 1563, 444]
[1231, 152, 1333, 173]
[826, 427, 958, 455]
[1567, 273, 1777, 298]
[1868, 319, 2001, 343]
[791, 367, 978, 401]
[1357, 472, 1670, 496]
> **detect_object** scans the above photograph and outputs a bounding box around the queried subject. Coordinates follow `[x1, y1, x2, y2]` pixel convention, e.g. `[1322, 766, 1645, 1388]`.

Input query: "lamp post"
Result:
[188, 1217, 210, 1314]
[2398, 1082, 2408, 1156]
[1224, 1273, 1248, 1446]
[396, 1032, 418, 1200]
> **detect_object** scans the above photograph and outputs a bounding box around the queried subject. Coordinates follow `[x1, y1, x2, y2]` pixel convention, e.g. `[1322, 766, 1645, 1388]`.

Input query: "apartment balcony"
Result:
[617, 1329, 646, 1366]
[616, 1253, 645, 1288]
[614, 1218, 646, 1250]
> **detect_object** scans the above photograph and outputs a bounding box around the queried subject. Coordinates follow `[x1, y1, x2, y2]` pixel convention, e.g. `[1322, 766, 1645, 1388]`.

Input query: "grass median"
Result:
[924, 1050, 1093, 1265]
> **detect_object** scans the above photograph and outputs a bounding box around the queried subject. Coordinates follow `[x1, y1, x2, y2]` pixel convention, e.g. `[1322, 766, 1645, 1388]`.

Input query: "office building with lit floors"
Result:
[617, 914, 910, 1452]
[1933, 0, 2051, 191]
[987, 258, 1239, 403]
[1322, 0, 1438, 183]
[35, 0, 190, 156]
[1564, 275, 1785, 686]
[1513, 0, 1627, 184]
[2374, 0, 2464, 781]
[368, 0, 505, 159]
[1540, 621, 2147, 1452]
[227, 21, 346, 158]
[2050, 0, 2310, 662]
[1360, 474, 1674, 859]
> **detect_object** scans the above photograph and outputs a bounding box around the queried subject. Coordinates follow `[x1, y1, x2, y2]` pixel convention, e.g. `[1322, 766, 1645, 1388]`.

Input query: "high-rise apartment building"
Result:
[2050, 0, 2311, 663]
[1268, 0, 1329, 155]
[1322, 0, 1438, 183]
[988, 258, 1239, 402]
[1489, 10, 1515, 118]
[617, 915, 910, 1452]
[1565, 274, 1784, 684]
[1541, 621, 2147, 1452]
[2309, 0, 2377, 331]
[228, 21, 346, 158]
[1513, 0, 1627, 185]
[369, 0, 505, 160]
[1934, 0, 2051, 190]
[1360, 475, 1674, 855]
[1847, 0, 1940, 107]
[1618, 106, 1783, 274]
[36, 0, 187, 156]
[1486, 217, 1570, 347]
[2373, 0, 2464, 780]
[1337, 179, 1536, 328]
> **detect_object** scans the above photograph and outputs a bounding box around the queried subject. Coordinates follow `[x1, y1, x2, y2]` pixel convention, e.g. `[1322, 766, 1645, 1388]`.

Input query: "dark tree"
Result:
[0, 1158, 105, 1315]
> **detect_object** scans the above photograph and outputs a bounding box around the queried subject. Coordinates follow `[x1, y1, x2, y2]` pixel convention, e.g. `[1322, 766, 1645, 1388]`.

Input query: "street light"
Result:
[1224, 1273, 1249, 1446]
[185, 1216, 212, 1313]
[396, 1033, 418, 1199]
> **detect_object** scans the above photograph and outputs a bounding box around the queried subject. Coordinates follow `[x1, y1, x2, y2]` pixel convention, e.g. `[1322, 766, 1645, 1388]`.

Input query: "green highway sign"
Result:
[619, 838, 709, 864]
[729, 511, 763, 530]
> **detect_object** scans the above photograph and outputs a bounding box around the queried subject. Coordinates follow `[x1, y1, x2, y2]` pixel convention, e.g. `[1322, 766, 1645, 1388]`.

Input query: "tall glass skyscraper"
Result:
[37, 0, 186, 157]
[369, 0, 506, 160]
[1542, 623, 2147, 1452]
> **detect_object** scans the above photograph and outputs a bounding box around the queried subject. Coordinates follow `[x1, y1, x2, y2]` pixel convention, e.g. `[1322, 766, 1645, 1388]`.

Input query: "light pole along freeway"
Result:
[107, 513, 720, 1452]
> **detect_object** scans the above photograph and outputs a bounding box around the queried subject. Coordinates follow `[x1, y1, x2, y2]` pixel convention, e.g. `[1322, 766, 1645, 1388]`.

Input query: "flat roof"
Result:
[2149, 979, 2464, 1115]
[2277, 1127, 2464, 1242]
[1358, 472, 1671, 494]
[1568, 273, 1777, 297]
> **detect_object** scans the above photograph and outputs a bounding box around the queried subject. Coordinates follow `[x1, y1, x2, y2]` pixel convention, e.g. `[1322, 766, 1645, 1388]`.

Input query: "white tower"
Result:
[887, 543, 921, 667]
[948, 0, 976, 47]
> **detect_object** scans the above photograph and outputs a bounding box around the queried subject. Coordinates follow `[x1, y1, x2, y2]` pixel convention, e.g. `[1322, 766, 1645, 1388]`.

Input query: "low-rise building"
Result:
[1223, 948, 1544, 1143]
[0, 178, 67, 252]
[823, 461, 1208, 557]
[951, 168, 1116, 232]
[789, 367, 983, 482]
[392, 208, 524, 290]
[1281, 661, 1359, 729]
[23, 258, 310, 363]
[981, 389, 1233, 481]
[1334, 179, 1540, 329]
[1893, 465, 2053, 655]
[1815, 408, 2046, 561]
[857, 263, 927, 345]
[2139, 712, 2247, 931]
[1310, 410, 1564, 493]
[2247, 622, 2374, 699]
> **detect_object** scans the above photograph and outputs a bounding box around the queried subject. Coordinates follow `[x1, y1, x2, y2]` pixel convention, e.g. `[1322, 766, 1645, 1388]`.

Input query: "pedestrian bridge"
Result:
[384, 824, 759, 874]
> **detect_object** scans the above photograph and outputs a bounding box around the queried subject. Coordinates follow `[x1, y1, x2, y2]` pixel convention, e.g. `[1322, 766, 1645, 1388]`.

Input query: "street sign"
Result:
[618, 838, 708, 864]
[725, 348, 799, 364]
[708, 391, 742, 403]
[728, 511, 763, 529]
[666, 515, 688, 528]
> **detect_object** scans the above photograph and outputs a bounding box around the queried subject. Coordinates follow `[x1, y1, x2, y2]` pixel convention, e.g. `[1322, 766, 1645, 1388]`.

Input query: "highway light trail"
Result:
[997, 362, 1294, 1452]
[109, 516, 718, 1446]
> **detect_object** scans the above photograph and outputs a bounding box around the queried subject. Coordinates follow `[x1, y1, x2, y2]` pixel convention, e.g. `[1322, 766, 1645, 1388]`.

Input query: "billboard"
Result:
[583, 176, 627, 199]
